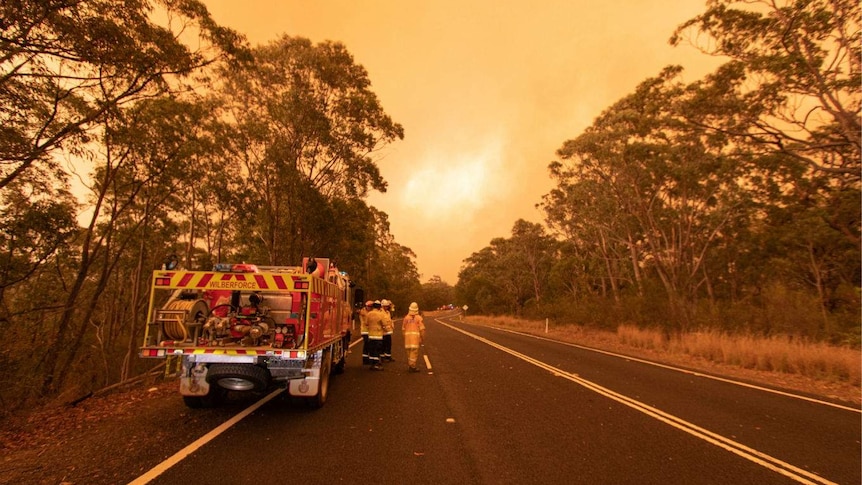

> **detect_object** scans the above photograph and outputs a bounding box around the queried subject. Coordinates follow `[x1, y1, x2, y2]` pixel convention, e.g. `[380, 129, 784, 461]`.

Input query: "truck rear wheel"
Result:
[207, 364, 270, 392]
[333, 341, 346, 375]
[333, 354, 345, 374]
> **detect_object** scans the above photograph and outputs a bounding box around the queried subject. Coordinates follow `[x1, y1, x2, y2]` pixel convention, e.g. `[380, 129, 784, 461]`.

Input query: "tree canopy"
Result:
[458, 0, 859, 342]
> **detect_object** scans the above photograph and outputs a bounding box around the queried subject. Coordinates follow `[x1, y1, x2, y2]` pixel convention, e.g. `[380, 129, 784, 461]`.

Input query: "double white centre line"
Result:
[438, 319, 839, 485]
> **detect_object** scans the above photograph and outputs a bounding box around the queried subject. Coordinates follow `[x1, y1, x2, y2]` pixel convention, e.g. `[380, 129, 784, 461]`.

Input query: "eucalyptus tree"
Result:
[457, 246, 508, 315]
[542, 176, 642, 301]
[0, 175, 76, 407]
[508, 219, 557, 306]
[322, 198, 378, 277]
[0, 0, 248, 399]
[544, 240, 599, 301]
[549, 67, 757, 330]
[38, 94, 233, 396]
[0, 0, 246, 191]
[671, 0, 860, 184]
[672, 0, 860, 334]
[457, 220, 558, 316]
[180, 114, 250, 269]
[357, 207, 419, 312]
[368, 240, 420, 316]
[218, 36, 404, 265]
[493, 237, 533, 315]
[0, 175, 76, 297]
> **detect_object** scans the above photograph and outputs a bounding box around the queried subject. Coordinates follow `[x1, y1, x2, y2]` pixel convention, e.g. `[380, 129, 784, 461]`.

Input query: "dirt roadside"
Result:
[0, 379, 247, 485]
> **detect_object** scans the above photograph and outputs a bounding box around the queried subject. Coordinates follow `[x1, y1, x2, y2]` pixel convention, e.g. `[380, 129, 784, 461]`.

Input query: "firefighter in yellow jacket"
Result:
[381, 299, 394, 362]
[402, 302, 426, 372]
[359, 300, 372, 364]
[365, 300, 386, 370]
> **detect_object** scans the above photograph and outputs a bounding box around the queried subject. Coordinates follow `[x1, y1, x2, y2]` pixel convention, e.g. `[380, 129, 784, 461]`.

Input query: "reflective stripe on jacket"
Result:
[402, 314, 425, 348]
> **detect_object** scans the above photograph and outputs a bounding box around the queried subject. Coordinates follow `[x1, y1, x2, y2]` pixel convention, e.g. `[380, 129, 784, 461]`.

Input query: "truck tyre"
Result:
[306, 350, 331, 409]
[333, 354, 346, 374]
[207, 364, 270, 392]
[333, 342, 346, 375]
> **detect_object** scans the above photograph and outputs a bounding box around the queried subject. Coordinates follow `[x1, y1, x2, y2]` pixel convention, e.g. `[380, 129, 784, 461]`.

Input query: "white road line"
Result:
[423, 353, 432, 371]
[127, 388, 285, 485]
[437, 319, 840, 485]
[131, 336, 417, 483]
[475, 323, 859, 413]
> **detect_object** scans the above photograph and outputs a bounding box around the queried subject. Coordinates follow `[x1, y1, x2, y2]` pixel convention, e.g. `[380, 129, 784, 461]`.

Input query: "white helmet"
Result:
[381, 299, 391, 307]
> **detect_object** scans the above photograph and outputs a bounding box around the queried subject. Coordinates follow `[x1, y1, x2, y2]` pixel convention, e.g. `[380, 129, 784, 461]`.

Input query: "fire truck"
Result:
[140, 257, 354, 408]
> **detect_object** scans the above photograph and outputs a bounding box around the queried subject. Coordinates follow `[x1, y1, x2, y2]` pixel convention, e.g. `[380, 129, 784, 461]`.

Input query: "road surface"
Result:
[135, 312, 861, 485]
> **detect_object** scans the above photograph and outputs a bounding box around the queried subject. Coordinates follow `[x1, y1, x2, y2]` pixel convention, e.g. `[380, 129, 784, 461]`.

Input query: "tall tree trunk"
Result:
[598, 229, 619, 303]
[122, 209, 151, 381]
[37, 152, 113, 396]
[807, 241, 830, 335]
[627, 231, 643, 297]
[185, 188, 197, 268]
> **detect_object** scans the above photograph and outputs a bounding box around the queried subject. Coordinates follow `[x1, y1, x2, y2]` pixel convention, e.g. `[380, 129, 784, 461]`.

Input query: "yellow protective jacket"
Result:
[382, 311, 394, 335]
[359, 307, 369, 335]
[366, 309, 386, 339]
[402, 314, 425, 348]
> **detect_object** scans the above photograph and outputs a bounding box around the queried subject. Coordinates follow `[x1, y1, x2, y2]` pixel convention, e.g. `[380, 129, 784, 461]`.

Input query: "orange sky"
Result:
[203, 0, 721, 284]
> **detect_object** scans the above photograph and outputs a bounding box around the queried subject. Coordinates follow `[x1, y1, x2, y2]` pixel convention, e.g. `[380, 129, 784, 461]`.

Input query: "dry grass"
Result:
[616, 325, 861, 386]
[460, 314, 861, 403]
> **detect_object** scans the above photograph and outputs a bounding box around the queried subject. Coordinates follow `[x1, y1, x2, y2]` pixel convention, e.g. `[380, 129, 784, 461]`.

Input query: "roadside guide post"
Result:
[461, 305, 468, 321]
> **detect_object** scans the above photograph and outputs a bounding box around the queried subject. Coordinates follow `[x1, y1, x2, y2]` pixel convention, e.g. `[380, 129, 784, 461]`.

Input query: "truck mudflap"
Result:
[179, 363, 210, 397]
[287, 348, 328, 399]
[288, 373, 321, 397]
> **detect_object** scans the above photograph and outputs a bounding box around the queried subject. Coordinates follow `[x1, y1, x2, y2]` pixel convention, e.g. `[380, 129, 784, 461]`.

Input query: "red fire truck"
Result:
[140, 257, 354, 408]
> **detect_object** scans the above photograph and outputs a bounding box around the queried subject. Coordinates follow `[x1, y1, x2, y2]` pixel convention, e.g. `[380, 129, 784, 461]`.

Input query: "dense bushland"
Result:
[457, 1, 860, 348]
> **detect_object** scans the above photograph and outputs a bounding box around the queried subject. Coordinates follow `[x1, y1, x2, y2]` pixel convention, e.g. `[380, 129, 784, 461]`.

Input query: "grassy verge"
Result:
[455, 314, 861, 404]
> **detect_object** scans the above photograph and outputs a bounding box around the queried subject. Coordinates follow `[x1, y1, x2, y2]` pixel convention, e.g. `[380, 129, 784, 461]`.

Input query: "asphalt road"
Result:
[137, 312, 861, 485]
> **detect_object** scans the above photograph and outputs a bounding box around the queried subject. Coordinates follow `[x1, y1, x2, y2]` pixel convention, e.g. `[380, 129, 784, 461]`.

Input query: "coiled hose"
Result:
[162, 300, 199, 341]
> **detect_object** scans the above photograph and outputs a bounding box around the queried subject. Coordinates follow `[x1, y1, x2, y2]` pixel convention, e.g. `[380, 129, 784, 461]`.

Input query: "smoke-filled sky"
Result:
[204, 0, 721, 284]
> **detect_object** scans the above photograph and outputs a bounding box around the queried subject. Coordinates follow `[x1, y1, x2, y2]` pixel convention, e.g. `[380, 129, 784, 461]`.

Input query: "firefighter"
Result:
[359, 300, 373, 364]
[365, 300, 386, 370]
[402, 302, 426, 372]
[381, 299, 394, 362]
